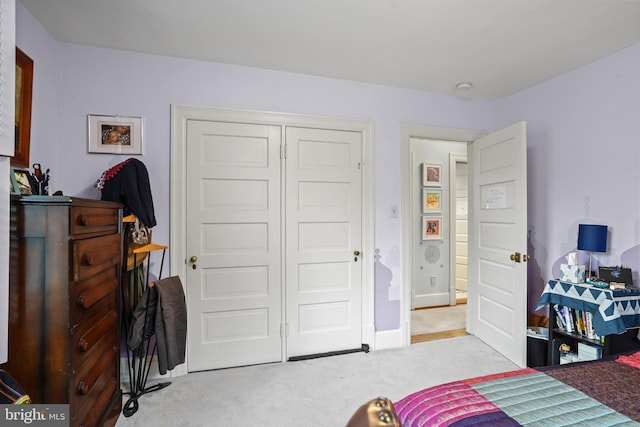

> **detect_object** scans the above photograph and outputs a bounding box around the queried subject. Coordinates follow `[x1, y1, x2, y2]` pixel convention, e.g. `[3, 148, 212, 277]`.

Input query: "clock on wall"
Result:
[424, 245, 440, 264]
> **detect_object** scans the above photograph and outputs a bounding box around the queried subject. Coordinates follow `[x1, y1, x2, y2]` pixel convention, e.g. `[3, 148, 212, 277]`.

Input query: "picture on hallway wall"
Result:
[422, 163, 441, 187]
[422, 216, 442, 240]
[423, 189, 442, 213]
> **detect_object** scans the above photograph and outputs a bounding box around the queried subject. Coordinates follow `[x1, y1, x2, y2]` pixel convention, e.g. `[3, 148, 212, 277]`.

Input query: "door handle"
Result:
[510, 252, 521, 263]
[354, 250, 360, 262]
[189, 255, 198, 270]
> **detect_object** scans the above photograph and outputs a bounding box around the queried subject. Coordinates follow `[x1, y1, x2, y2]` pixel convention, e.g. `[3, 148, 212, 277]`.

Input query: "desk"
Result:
[537, 280, 640, 365]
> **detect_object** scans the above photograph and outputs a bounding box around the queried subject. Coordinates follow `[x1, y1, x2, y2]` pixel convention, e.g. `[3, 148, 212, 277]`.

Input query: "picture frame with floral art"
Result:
[423, 189, 442, 213]
[88, 115, 143, 154]
[422, 216, 443, 240]
[422, 163, 442, 187]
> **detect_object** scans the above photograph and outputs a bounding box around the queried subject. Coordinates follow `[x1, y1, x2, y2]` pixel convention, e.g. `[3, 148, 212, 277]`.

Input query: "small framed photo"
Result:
[422, 216, 443, 240]
[88, 114, 143, 154]
[423, 189, 442, 213]
[11, 167, 35, 195]
[423, 163, 442, 187]
[9, 169, 19, 195]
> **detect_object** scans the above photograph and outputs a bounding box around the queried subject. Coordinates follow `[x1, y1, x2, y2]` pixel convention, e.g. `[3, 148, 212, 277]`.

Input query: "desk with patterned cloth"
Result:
[536, 280, 640, 336]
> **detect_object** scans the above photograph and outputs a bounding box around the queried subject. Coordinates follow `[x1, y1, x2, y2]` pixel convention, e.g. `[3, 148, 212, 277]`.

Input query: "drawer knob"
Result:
[82, 252, 94, 265]
[77, 214, 88, 226]
[78, 380, 89, 395]
[77, 294, 88, 309]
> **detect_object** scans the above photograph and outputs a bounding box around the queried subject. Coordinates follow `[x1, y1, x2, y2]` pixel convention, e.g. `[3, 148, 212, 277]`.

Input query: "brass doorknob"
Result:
[354, 251, 360, 256]
[190, 256, 198, 263]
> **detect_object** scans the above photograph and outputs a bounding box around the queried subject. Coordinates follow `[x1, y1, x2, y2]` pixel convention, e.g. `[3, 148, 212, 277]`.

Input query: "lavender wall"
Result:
[495, 43, 640, 314]
[17, 2, 640, 332]
[16, 2, 493, 332]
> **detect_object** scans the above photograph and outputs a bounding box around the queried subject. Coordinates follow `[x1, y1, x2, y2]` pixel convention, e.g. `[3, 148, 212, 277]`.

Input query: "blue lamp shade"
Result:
[577, 224, 608, 253]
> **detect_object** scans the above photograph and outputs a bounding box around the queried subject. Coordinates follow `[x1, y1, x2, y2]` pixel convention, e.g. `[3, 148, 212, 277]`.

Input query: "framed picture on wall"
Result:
[422, 163, 442, 187]
[423, 189, 442, 213]
[422, 216, 443, 240]
[88, 114, 143, 154]
[13, 47, 34, 168]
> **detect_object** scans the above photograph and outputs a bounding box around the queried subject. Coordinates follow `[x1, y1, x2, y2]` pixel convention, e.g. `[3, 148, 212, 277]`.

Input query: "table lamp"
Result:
[577, 224, 608, 280]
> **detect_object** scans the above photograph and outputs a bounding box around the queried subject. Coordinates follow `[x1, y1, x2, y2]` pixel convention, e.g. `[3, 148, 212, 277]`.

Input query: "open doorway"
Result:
[410, 151, 468, 343]
[400, 124, 485, 347]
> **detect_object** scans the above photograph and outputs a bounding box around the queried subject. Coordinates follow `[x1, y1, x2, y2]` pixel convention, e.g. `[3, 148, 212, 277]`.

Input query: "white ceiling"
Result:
[18, 0, 640, 99]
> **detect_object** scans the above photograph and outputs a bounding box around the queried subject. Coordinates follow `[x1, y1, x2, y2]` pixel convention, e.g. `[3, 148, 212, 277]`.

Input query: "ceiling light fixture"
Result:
[455, 82, 472, 91]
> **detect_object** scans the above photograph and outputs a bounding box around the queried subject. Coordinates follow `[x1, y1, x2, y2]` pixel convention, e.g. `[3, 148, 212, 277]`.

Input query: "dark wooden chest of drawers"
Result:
[2, 196, 122, 427]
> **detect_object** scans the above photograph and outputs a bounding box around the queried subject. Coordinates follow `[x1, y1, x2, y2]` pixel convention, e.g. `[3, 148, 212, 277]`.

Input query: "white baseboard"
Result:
[374, 329, 404, 350]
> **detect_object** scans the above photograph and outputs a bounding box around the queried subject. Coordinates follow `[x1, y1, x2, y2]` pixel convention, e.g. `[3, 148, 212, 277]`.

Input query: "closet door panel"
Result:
[186, 120, 283, 371]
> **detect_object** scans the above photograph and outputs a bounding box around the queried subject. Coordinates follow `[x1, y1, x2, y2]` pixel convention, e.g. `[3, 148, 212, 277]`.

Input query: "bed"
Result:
[393, 352, 640, 426]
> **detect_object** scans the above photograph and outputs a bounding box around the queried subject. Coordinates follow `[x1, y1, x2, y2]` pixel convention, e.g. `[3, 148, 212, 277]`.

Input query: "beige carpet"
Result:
[411, 304, 466, 335]
[115, 335, 517, 427]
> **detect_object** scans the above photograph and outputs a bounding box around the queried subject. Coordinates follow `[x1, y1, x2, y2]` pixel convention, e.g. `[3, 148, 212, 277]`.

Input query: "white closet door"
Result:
[284, 127, 363, 358]
[186, 120, 283, 371]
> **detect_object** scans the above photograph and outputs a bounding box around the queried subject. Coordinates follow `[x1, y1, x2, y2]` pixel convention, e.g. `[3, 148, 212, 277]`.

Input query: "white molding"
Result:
[400, 125, 484, 347]
[170, 105, 375, 372]
[448, 152, 467, 305]
[0, 0, 15, 364]
[374, 329, 403, 350]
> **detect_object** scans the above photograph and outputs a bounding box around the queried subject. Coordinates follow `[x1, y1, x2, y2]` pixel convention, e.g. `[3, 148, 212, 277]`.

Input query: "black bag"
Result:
[0, 370, 30, 404]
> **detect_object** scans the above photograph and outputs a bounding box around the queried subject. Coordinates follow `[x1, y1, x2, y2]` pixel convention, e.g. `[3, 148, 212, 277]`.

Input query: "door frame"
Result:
[171, 105, 375, 374]
[400, 125, 485, 346]
[448, 153, 467, 305]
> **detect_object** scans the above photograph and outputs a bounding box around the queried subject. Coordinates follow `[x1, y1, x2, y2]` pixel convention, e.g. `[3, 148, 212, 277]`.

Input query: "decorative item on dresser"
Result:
[1, 195, 123, 427]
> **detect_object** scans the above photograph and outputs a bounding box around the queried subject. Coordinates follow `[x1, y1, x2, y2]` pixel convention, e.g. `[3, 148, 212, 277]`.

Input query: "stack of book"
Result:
[553, 304, 600, 341]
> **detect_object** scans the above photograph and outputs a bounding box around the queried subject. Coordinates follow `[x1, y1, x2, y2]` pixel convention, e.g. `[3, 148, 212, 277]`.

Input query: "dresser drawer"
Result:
[71, 338, 118, 427]
[72, 309, 118, 368]
[71, 206, 120, 237]
[72, 233, 121, 281]
[71, 266, 118, 327]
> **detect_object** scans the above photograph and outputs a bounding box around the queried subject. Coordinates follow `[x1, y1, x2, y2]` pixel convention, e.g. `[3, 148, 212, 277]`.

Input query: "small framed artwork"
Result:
[422, 216, 443, 240]
[422, 163, 442, 187]
[11, 167, 35, 195]
[423, 189, 442, 213]
[88, 114, 143, 154]
[9, 169, 19, 195]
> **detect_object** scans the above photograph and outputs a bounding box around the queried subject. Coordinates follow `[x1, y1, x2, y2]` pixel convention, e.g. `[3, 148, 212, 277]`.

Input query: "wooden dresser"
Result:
[2, 196, 123, 427]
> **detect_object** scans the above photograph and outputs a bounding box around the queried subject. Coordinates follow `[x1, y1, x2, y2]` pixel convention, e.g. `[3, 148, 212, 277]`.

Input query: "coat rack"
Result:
[120, 215, 171, 417]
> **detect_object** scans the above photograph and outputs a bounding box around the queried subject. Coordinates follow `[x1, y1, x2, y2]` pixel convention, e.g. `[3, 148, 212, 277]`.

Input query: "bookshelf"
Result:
[539, 280, 640, 365]
[548, 304, 639, 365]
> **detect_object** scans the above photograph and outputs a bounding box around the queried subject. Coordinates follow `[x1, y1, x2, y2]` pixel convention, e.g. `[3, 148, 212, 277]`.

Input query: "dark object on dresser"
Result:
[1, 196, 123, 427]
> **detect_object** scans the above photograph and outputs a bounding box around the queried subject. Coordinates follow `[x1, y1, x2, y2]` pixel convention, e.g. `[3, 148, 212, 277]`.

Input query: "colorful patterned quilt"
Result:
[395, 353, 640, 426]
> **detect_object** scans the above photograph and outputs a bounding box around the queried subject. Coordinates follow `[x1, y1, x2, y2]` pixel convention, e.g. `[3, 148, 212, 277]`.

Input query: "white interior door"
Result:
[285, 127, 363, 358]
[185, 119, 364, 370]
[186, 120, 283, 371]
[468, 121, 527, 367]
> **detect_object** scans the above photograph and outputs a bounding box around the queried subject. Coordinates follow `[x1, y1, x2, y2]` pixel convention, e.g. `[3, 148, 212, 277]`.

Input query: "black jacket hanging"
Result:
[97, 158, 157, 227]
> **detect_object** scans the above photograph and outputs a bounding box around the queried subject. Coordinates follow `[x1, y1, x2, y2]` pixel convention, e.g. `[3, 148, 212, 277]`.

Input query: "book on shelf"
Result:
[552, 304, 599, 341]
